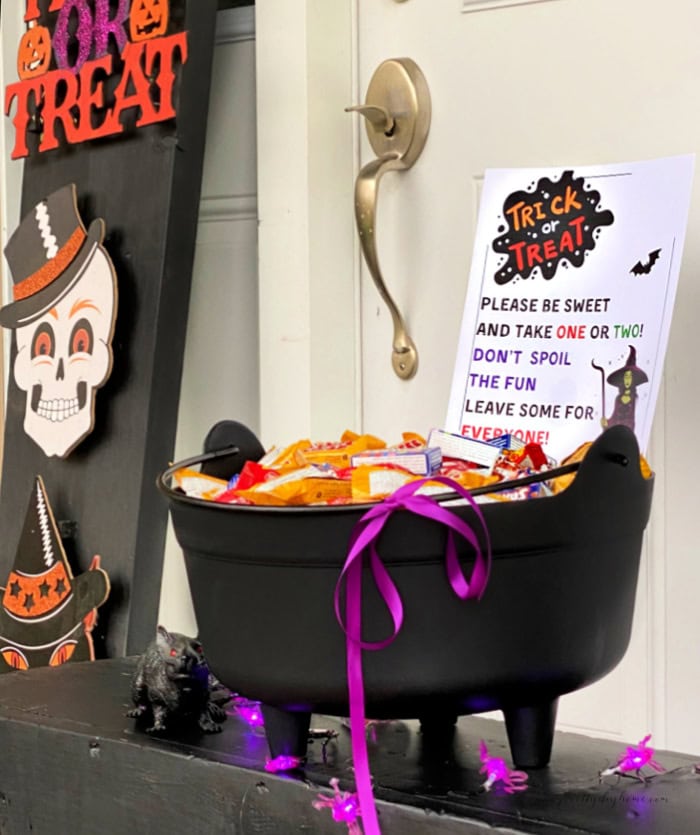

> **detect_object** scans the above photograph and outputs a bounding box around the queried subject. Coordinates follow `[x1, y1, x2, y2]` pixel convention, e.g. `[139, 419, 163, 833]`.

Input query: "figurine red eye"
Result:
[31, 322, 55, 359]
[2, 647, 28, 670]
[49, 641, 76, 666]
[170, 648, 178, 657]
[69, 318, 93, 355]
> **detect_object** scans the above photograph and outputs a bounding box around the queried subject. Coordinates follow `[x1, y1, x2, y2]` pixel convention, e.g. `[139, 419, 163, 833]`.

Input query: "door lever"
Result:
[346, 58, 431, 380]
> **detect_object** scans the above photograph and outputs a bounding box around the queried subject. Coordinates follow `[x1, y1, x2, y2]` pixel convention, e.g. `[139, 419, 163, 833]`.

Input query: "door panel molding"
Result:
[159, 6, 260, 635]
[461, 0, 562, 12]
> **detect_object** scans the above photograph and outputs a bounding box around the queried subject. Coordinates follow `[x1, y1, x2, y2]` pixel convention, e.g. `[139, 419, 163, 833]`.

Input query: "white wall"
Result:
[0, 3, 25, 446]
[158, 6, 260, 634]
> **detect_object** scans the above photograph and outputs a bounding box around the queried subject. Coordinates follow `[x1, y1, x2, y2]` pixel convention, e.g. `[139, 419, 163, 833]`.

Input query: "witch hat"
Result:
[1, 184, 105, 328]
[607, 345, 649, 388]
[0, 476, 109, 659]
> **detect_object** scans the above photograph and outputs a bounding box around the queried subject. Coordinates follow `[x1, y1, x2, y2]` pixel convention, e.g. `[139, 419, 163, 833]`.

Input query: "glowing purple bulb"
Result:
[232, 697, 265, 728]
[264, 754, 304, 773]
[238, 704, 263, 728]
[313, 778, 362, 832]
[478, 741, 529, 794]
[600, 734, 665, 778]
[334, 796, 360, 823]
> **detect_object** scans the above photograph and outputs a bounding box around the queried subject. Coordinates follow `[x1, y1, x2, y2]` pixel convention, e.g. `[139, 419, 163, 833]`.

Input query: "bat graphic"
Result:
[630, 249, 661, 275]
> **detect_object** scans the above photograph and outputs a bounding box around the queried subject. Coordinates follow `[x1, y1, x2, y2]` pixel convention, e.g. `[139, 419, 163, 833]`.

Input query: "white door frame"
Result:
[255, 0, 361, 444]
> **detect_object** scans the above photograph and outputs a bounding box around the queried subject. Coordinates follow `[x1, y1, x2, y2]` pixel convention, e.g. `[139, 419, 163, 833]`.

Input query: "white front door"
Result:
[257, 0, 700, 754]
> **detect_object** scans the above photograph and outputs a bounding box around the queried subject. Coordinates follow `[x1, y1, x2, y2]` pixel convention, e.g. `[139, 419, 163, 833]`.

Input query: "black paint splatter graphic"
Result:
[492, 170, 614, 285]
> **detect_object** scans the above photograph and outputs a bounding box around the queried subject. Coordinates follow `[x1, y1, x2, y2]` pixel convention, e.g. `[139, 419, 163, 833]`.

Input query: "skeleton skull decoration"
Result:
[1, 185, 117, 458]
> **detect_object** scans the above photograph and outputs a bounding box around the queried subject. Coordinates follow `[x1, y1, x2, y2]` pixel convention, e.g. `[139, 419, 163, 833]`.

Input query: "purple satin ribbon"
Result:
[334, 476, 492, 835]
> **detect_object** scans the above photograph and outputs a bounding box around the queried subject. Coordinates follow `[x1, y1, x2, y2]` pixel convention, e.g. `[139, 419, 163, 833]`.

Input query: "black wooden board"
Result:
[0, 658, 698, 834]
[0, 0, 219, 658]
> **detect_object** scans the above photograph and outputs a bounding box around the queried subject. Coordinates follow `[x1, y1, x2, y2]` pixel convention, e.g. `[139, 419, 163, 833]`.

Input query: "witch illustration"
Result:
[593, 345, 648, 433]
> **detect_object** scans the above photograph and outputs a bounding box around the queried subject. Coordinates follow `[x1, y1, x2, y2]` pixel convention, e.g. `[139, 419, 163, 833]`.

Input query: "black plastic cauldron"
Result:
[158, 425, 653, 768]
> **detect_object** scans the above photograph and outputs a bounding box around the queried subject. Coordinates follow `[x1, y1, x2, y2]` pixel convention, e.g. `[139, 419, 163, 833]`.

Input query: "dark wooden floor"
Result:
[0, 658, 698, 834]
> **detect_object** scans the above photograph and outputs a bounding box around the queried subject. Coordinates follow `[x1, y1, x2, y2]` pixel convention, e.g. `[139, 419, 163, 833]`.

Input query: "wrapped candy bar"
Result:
[428, 428, 500, 472]
[351, 466, 452, 504]
[225, 465, 352, 506]
[351, 446, 442, 475]
[487, 434, 526, 452]
[295, 430, 386, 467]
[438, 458, 501, 491]
[173, 468, 229, 501]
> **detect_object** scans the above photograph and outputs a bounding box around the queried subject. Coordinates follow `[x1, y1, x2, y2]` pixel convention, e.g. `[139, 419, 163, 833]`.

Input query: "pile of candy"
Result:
[172, 427, 631, 508]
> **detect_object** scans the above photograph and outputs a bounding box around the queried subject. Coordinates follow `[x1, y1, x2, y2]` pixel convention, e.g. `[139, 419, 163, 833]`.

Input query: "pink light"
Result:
[601, 734, 665, 778]
[232, 697, 265, 728]
[313, 779, 362, 834]
[478, 741, 529, 794]
[264, 755, 304, 773]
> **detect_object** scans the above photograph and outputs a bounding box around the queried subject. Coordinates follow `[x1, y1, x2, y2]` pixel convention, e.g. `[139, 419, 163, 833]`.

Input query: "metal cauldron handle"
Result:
[157, 444, 240, 496]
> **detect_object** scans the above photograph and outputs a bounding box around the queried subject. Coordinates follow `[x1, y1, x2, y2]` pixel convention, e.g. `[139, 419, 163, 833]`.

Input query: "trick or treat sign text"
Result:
[5, 0, 189, 159]
[446, 155, 695, 462]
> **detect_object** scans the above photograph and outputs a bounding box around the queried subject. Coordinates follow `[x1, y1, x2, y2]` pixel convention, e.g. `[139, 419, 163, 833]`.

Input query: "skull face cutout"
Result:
[13, 246, 116, 458]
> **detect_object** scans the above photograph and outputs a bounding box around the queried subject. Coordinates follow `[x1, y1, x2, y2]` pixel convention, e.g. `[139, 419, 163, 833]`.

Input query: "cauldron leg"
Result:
[503, 699, 559, 769]
[260, 704, 312, 761]
[419, 711, 458, 738]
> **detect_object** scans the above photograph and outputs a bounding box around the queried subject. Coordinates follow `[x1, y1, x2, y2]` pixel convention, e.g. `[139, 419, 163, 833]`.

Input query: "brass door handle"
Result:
[346, 58, 431, 380]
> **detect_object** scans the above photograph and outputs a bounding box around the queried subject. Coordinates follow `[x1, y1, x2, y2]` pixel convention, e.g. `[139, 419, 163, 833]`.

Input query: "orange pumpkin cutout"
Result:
[130, 0, 170, 42]
[17, 24, 52, 81]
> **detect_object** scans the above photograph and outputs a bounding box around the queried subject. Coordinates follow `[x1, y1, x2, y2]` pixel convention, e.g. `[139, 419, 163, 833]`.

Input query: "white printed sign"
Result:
[446, 155, 694, 462]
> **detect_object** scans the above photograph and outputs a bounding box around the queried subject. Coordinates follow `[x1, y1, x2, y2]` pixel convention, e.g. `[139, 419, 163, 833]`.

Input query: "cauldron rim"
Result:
[156, 425, 650, 517]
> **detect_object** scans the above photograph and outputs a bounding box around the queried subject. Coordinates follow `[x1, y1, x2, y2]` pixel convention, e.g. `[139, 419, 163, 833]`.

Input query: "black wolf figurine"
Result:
[127, 625, 229, 734]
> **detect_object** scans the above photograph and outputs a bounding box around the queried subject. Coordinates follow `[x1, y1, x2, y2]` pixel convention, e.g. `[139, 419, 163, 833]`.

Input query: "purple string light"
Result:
[600, 734, 665, 779]
[478, 741, 529, 793]
[264, 754, 304, 773]
[313, 778, 362, 834]
[232, 697, 264, 729]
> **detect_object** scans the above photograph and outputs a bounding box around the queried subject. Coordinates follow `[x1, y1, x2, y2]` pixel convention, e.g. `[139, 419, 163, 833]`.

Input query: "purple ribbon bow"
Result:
[334, 476, 492, 834]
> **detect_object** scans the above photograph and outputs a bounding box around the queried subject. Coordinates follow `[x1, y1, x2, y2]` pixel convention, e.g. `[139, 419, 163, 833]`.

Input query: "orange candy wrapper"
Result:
[173, 468, 229, 501]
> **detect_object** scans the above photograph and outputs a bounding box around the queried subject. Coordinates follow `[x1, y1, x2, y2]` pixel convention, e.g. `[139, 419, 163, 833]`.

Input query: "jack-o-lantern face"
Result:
[130, 0, 170, 42]
[17, 24, 52, 81]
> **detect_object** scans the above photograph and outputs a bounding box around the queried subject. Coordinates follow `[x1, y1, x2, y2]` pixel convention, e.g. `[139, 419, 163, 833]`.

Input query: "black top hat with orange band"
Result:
[1, 184, 105, 329]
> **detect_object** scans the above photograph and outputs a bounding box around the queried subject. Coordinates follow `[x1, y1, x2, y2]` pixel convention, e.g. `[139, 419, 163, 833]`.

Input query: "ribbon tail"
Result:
[346, 559, 381, 835]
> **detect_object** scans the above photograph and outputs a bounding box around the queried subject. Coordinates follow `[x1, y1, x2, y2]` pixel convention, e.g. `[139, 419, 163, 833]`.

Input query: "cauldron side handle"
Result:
[503, 699, 559, 769]
[260, 704, 313, 761]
